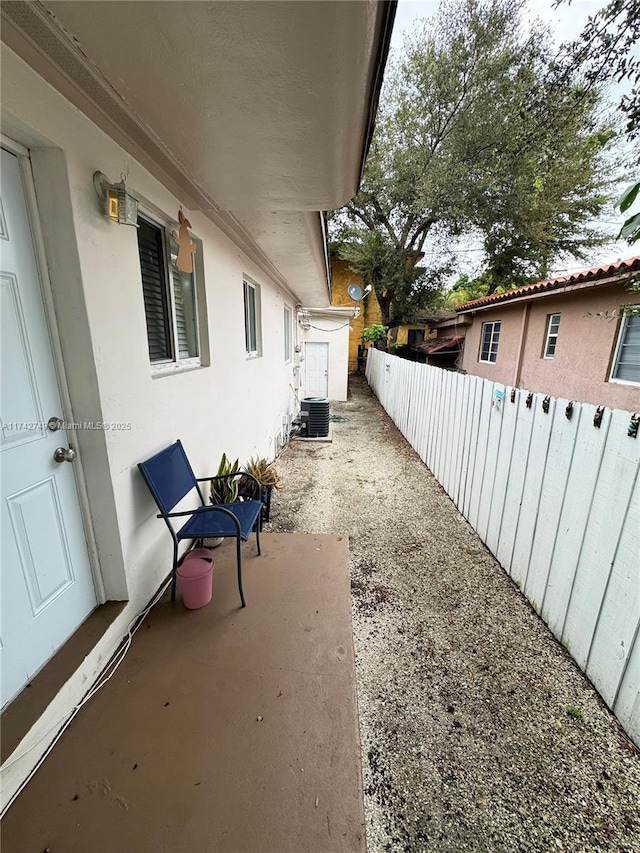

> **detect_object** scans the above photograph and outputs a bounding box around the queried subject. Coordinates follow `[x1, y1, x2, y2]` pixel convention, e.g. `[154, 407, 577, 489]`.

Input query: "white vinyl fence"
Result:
[366, 348, 640, 745]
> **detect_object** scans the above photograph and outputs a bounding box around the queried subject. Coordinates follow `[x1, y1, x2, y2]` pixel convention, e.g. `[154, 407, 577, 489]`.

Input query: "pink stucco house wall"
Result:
[455, 257, 640, 411]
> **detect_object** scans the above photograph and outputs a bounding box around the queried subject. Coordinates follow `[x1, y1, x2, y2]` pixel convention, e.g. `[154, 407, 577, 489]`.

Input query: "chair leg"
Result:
[236, 536, 246, 608]
[256, 518, 261, 556]
[171, 539, 179, 602]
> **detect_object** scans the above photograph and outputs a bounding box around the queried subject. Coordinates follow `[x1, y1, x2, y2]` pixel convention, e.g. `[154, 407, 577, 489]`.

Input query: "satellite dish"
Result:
[348, 284, 364, 301]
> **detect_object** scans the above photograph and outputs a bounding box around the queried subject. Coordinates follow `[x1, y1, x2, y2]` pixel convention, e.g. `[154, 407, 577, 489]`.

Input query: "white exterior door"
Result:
[0, 147, 96, 707]
[305, 342, 329, 397]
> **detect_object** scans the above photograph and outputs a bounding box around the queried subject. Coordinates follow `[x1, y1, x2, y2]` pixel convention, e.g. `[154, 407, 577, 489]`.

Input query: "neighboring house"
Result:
[411, 314, 470, 369]
[330, 257, 384, 373]
[0, 0, 395, 807]
[455, 258, 640, 410]
[298, 305, 358, 401]
[389, 309, 454, 358]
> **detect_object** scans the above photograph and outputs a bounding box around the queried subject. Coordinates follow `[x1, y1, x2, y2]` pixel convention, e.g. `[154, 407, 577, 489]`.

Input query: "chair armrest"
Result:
[157, 505, 214, 519]
[158, 504, 243, 534]
[197, 473, 238, 483]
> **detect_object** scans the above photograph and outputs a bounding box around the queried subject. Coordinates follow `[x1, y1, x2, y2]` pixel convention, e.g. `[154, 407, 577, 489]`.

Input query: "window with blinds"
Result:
[137, 214, 199, 367]
[611, 312, 640, 384]
[284, 305, 292, 362]
[244, 279, 260, 356]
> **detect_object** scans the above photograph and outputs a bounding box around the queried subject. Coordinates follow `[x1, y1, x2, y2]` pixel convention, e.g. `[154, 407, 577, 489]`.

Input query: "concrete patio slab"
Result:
[1, 533, 365, 853]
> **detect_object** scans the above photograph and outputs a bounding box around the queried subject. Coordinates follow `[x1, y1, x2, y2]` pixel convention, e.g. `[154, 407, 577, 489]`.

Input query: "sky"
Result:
[387, 0, 638, 278]
[391, 0, 609, 52]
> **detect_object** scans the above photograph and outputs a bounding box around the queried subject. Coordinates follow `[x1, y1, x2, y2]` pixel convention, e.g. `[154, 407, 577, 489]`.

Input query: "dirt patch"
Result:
[351, 559, 393, 616]
[267, 375, 640, 853]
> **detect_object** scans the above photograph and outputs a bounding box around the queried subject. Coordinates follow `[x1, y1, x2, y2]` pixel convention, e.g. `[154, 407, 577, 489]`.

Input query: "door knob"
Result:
[53, 445, 77, 463]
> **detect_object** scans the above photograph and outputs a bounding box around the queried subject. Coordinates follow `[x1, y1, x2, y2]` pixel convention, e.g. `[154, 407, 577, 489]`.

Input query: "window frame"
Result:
[284, 304, 292, 363]
[137, 209, 202, 375]
[243, 278, 262, 358]
[479, 320, 501, 364]
[609, 310, 640, 386]
[543, 313, 561, 359]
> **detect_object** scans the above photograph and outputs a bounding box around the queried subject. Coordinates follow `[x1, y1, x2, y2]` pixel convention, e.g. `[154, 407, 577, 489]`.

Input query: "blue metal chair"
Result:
[138, 441, 263, 607]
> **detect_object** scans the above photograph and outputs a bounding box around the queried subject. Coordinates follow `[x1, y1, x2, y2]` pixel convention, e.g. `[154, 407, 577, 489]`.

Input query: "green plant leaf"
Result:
[211, 452, 240, 503]
[245, 456, 280, 488]
[619, 212, 640, 243]
[362, 324, 387, 343]
[617, 182, 640, 213]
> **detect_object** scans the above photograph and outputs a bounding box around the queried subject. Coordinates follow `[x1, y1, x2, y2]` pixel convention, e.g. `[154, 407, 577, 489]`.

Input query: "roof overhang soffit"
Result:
[1, 1, 395, 305]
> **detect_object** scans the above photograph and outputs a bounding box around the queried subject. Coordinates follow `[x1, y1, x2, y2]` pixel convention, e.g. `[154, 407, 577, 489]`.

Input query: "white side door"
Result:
[1, 146, 97, 708]
[305, 342, 329, 397]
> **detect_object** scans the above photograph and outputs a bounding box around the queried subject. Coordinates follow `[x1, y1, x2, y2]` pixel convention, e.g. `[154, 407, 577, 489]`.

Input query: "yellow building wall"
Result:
[394, 324, 437, 347]
[331, 258, 383, 372]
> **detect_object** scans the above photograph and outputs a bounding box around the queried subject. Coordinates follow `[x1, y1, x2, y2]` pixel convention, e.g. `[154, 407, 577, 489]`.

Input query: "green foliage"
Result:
[210, 453, 240, 504]
[615, 182, 640, 316]
[566, 706, 584, 720]
[237, 456, 281, 502]
[334, 230, 446, 326]
[555, 0, 640, 139]
[438, 269, 535, 308]
[441, 271, 492, 307]
[331, 0, 612, 316]
[618, 181, 640, 243]
[244, 457, 281, 490]
[361, 324, 388, 344]
[555, 1, 640, 268]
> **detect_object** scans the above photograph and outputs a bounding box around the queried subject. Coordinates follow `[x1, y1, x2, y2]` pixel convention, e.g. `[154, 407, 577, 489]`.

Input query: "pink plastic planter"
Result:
[177, 548, 214, 609]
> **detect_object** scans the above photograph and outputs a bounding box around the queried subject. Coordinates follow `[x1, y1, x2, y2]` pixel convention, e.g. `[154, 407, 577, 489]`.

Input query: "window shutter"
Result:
[137, 218, 172, 362]
[173, 269, 188, 358]
[614, 314, 640, 382]
[171, 266, 198, 359]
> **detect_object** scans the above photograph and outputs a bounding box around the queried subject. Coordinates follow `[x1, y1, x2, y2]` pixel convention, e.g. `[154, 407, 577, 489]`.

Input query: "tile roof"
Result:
[414, 336, 464, 354]
[455, 256, 640, 313]
[411, 308, 455, 323]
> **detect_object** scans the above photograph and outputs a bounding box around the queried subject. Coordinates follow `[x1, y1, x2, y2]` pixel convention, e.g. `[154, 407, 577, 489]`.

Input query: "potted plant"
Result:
[238, 456, 281, 521]
[205, 453, 241, 547]
[209, 452, 240, 504]
[362, 324, 387, 350]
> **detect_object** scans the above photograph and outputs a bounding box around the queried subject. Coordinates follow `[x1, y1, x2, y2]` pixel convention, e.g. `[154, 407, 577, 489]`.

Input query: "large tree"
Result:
[556, 0, 639, 140]
[555, 0, 640, 243]
[331, 0, 613, 322]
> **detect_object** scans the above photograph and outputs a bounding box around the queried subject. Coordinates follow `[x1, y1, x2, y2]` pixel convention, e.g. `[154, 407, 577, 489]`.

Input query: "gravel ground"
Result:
[266, 375, 640, 853]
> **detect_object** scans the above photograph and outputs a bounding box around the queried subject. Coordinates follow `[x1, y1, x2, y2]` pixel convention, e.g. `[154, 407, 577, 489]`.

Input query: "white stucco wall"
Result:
[0, 46, 306, 806]
[301, 317, 351, 402]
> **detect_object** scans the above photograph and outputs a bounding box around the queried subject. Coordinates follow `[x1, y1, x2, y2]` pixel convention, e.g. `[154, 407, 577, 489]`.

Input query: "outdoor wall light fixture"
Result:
[93, 171, 139, 226]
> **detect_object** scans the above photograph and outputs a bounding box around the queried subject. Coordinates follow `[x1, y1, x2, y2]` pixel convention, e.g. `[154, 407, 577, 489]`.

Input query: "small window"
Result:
[408, 328, 425, 346]
[244, 279, 261, 356]
[610, 312, 640, 384]
[137, 214, 200, 368]
[544, 313, 561, 359]
[284, 305, 292, 362]
[479, 321, 501, 363]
